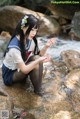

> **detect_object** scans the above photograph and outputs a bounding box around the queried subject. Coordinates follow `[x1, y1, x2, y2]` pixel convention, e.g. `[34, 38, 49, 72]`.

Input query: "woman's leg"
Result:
[12, 70, 27, 83]
[12, 55, 43, 95]
[28, 55, 43, 95]
[12, 56, 37, 83]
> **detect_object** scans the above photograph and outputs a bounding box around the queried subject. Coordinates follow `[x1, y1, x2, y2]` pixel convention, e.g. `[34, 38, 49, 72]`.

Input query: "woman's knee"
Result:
[32, 55, 40, 61]
[32, 55, 43, 69]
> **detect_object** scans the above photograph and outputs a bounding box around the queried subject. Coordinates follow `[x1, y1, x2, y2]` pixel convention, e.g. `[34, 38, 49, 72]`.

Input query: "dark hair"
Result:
[4, 14, 40, 60]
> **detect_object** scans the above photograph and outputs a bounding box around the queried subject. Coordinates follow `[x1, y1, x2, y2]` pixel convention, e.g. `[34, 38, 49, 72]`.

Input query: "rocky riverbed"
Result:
[0, 34, 80, 119]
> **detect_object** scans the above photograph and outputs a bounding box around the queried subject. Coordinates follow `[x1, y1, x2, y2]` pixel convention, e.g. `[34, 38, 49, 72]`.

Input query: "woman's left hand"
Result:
[45, 38, 56, 48]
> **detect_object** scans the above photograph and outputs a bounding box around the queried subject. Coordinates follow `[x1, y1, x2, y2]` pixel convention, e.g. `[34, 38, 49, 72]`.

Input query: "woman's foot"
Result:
[34, 89, 44, 96]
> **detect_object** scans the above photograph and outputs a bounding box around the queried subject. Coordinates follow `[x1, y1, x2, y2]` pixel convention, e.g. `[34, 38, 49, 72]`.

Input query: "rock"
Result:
[0, 31, 11, 39]
[0, 6, 60, 36]
[61, 50, 80, 70]
[65, 69, 80, 89]
[0, 96, 13, 117]
[53, 111, 70, 119]
[0, 61, 80, 118]
[0, 87, 13, 118]
[70, 11, 80, 40]
[46, 4, 80, 20]
[64, 69, 80, 112]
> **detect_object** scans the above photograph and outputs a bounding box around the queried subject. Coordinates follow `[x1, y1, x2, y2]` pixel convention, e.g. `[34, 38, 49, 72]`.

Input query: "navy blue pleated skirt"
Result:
[2, 64, 16, 86]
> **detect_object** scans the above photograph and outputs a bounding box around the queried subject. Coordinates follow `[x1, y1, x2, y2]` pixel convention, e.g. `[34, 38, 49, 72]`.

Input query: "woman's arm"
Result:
[39, 38, 55, 56]
[11, 48, 46, 74]
[39, 45, 48, 56]
[17, 56, 48, 74]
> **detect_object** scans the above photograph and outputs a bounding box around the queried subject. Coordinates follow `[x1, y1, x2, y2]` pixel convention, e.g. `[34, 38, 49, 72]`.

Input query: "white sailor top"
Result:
[3, 36, 35, 70]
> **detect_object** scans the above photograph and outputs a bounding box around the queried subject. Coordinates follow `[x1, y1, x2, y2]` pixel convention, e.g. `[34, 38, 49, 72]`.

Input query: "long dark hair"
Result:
[4, 14, 40, 61]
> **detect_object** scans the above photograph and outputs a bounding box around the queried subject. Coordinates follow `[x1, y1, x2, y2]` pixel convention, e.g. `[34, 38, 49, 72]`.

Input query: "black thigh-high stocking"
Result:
[12, 56, 38, 83]
[12, 55, 43, 93]
[28, 55, 43, 93]
[12, 70, 27, 83]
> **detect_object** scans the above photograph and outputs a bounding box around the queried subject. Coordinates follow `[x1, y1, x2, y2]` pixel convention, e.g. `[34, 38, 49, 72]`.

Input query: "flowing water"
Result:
[38, 37, 80, 60]
[0, 37, 80, 65]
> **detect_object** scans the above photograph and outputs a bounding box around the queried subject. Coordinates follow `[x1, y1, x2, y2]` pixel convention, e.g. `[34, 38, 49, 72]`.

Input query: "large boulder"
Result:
[0, 6, 60, 36]
[63, 69, 80, 113]
[61, 50, 80, 71]
[0, 1, 80, 21]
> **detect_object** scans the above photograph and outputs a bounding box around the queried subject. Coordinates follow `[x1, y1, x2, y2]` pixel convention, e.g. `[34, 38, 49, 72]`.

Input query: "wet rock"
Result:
[0, 62, 80, 118]
[0, 94, 13, 118]
[53, 111, 71, 119]
[64, 69, 80, 112]
[61, 50, 80, 70]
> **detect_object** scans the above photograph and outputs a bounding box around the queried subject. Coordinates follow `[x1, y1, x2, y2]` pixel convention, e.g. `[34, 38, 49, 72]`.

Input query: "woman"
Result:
[2, 14, 55, 96]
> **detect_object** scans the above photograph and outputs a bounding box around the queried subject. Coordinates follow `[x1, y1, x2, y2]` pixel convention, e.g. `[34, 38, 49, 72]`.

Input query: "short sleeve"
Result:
[9, 48, 24, 63]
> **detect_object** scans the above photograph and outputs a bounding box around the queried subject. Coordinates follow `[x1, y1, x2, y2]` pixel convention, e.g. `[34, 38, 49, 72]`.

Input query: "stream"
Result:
[0, 37, 80, 66]
[38, 36, 80, 60]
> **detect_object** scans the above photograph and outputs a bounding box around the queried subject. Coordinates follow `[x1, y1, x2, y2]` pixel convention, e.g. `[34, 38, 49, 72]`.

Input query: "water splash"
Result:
[38, 37, 80, 60]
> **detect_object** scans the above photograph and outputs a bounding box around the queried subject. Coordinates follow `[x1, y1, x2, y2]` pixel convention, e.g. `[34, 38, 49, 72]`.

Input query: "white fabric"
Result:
[3, 48, 23, 70]
[3, 40, 35, 70]
[29, 40, 35, 51]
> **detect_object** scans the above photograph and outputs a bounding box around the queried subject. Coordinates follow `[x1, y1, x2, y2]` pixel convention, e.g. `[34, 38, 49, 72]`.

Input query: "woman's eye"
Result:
[32, 29, 38, 32]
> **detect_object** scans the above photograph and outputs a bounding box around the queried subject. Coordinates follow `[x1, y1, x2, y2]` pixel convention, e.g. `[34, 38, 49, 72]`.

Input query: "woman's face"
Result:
[28, 27, 38, 39]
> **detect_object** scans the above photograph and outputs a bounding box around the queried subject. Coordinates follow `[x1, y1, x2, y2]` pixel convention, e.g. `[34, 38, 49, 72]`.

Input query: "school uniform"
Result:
[2, 36, 35, 85]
